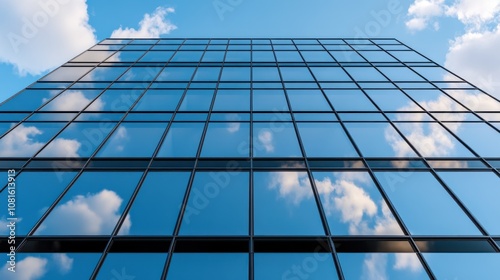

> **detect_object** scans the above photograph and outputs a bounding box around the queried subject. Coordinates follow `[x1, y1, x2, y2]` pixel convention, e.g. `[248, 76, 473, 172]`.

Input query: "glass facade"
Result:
[1, 38, 499, 279]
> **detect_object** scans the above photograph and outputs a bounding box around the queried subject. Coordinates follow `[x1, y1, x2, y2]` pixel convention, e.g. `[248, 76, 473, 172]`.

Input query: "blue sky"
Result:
[0, 0, 499, 103]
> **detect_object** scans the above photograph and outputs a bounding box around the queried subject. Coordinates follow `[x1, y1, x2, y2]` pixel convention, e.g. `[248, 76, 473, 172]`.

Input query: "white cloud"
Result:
[362, 253, 388, 280]
[0, 256, 47, 280]
[269, 172, 314, 205]
[0, 0, 96, 76]
[42, 90, 104, 111]
[405, 0, 445, 31]
[37, 189, 131, 235]
[52, 254, 73, 274]
[111, 7, 177, 38]
[226, 122, 241, 133]
[394, 253, 423, 272]
[38, 138, 81, 157]
[446, 0, 500, 29]
[0, 124, 45, 157]
[257, 130, 274, 153]
[106, 126, 128, 153]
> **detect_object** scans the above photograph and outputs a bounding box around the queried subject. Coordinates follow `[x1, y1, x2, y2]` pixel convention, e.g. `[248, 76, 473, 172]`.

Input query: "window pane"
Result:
[313, 172, 403, 235]
[365, 89, 420, 111]
[310, 67, 352, 82]
[394, 122, 475, 157]
[437, 171, 500, 235]
[40, 90, 102, 111]
[96, 253, 167, 280]
[423, 253, 500, 280]
[254, 171, 325, 235]
[192, 67, 221, 81]
[157, 122, 204, 157]
[377, 67, 425, 81]
[0, 122, 66, 157]
[297, 123, 358, 157]
[253, 122, 302, 157]
[202, 51, 225, 62]
[139, 51, 174, 62]
[301, 51, 335, 62]
[170, 51, 203, 62]
[286, 90, 331, 111]
[40, 67, 93, 82]
[0, 172, 76, 236]
[37, 122, 116, 158]
[404, 89, 467, 111]
[275, 51, 303, 62]
[252, 67, 281, 81]
[80, 67, 129, 82]
[252, 51, 275, 62]
[345, 122, 418, 158]
[180, 172, 249, 235]
[339, 253, 429, 279]
[374, 171, 481, 235]
[344, 67, 387, 81]
[213, 90, 250, 111]
[106, 51, 145, 62]
[220, 67, 251, 81]
[84, 89, 142, 112]
[442, 122, 500, 157]
[201, 122, 250, 157]
[225, 51, 250, 62]
[445, 89, 500, 111]
[119, 172, 190, 235]
[156, 67, 196, 81]
[253, 90, 289, 111]
[178, 90, 214, 111]
[280, 67, 314, 81]
[72, 50, 115, 62]
[255, 253, 339, 280]
[166, 253, 248, 280]
[35, 172, 142, 235]
[0, 90, 63, 112]
[96, 122, 166, 157]
[13, 253, 100, 280]
[325, 89, 378, 111]
[133, 89, 184, 111]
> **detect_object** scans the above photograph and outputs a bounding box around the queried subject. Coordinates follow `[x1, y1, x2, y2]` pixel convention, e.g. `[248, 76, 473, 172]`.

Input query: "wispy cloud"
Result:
[111, 7, 177, 38]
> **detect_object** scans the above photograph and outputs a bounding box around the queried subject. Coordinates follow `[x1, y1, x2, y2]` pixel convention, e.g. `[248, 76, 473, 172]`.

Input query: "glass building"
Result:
[1, 38, 499, 279]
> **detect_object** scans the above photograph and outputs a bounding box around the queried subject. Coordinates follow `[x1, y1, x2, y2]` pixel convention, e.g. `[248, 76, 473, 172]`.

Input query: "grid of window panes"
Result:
[1, 38, 500, 279]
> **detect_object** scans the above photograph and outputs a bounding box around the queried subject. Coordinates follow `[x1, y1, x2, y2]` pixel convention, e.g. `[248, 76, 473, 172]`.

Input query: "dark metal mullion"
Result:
[87, 40, 181, 280]
[161, 39, 228, 280]
[249, 40, 254, 280]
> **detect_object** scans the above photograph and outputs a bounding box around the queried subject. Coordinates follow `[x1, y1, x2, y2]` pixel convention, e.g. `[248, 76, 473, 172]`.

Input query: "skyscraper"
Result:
[1, 38, 499, 279]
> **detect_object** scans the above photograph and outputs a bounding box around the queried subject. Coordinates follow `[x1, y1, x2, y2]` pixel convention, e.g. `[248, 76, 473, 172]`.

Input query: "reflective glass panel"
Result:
[220, 67, 251, 81]
[106, 51, 145, 62]
[35, 171, 142, 235]
[0, 122, 65, 157]
[313, 172, 403, 235]
[325, 89, 377, 111]
[139, 51, 174, 62]
[40, 90, 101, 111]
[297, 123, 358, 157]
[280, 67, 314, 81]
[96, 253, 167, 280]
[344, 122, 418, 157]
[275, 51, 303, 62]
[202, 51, 225, 62]
[254, 171, 325, 235]
[255, 253, 339, 280]
[0, 172, 76, 236]
[84, 89, 142, 112]
[445, 89, 500, 111]
[72, 50, 115, 62]
[394, 122, 475, 157]
[37, 122, 116, 158]
[213, 90, 250, 111]
[9, 253, 100, 280]
[310, 67, 352, 82]
[442, 122, 500, 157]
[225, 51, 250, 62]
[180, 172, 249, 235]
[156, 67, 196, 81]
[286, 90, 331, 111]
[252, 51, 275, 62]
[178, 90, 214, 111]
[192, 67, 221, 81]
[253, 122, 302, 157]
[253, 90, 289, 111]
[157, 122, 204, 157]
[166, 253, 248, 280]
[201, 122, 250, 157]
[119, 172, 190, 235]
[344, 67, 387, 81]
[0, 90, 62, 112]
[80, 67, 129, 82]
[403, 89, 467, 112]
[170, 51, 203, 62]
[377, 67, 425, 81]
[437, 171, 500, 235]
[40, 67, 93, 82]
[117, 66, 162, 82]
[132, 89, 183, 111]
[96, 122, 166, 157]
[301, 50, 335, 62]
[338, 253, 429, 280]
[252, 67, 281, 81]
[365, 90, 421, 111]
[423, 253, 500, 280]
[374, 171, 481, 235]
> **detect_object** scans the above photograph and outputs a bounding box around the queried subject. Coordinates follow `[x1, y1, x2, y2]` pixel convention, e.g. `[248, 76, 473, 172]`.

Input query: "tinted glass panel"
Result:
[253, 122, 302, 157]
[201, 122, 250, 157]
[252, 67, 281, 81]
[180, 172, 249, 235]
[325, 89, 378, 111]
[255, 253, 339, 280]
[280, 67, 313, 81]
[178, 90, 214, 111]
[84, 89, 142, 112]
[0, 90, 63, 112]
[156, 67, 196, 81]
[96, 122, 166, 157]
[254, 171, 325, 235]
[96, 253, 167, 280]
[297, 123, 358, 157]
[133, 89, 183, 111]
[442, 122, 500, 157]
[167, 253, 248, 280]
[119, 172, 190, 235]
[41, 90, 102, 111]
[365, 89, 420, 111]
[213, 90, 250, 111]
[423, 253, 500, 280]
[374, 172, 481, 235]
[313, 171, 403, 235]
[286, 90, 331, 111]
[35, 172, 142, 235]
[310, 67, 352, 82]
[193, 67, 221, 81]
[157, 122, 204, 157]
[220, 67, 251, 81]
[253, 90, 289, 111]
